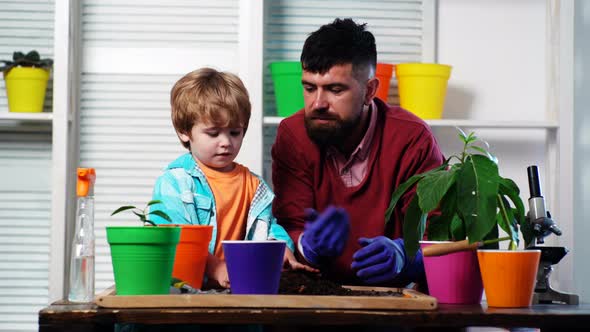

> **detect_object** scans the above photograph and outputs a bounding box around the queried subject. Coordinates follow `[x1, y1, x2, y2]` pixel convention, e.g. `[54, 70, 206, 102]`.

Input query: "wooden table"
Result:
[39, 301, 590, 332]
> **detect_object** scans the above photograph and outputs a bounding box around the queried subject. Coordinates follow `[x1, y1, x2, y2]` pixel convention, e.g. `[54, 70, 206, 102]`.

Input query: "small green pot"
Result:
[269, 61, 304, 117]
[106, 226, 180, 295]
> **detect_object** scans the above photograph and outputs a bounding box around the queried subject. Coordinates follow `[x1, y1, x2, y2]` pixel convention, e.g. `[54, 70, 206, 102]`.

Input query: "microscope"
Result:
[526, 165, 579, 305]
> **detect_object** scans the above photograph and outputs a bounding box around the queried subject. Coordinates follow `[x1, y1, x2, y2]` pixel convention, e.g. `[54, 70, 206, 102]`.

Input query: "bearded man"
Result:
[271, 18, 444, 288]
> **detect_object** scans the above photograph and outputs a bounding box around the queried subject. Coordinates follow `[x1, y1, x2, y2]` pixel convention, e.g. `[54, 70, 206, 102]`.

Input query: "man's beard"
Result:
[304, 110, 359, 147]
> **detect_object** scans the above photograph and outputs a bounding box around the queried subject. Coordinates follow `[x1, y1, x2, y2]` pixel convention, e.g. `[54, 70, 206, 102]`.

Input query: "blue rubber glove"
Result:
[351, 236, 424, 285]
[300, 205, 350, 266]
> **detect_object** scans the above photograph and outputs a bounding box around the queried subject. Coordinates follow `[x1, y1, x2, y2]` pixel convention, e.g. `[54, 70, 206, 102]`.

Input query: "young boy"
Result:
[151, 68, 316, 289]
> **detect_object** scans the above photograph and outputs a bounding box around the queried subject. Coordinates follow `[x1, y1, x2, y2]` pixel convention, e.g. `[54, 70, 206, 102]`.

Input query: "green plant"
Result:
[385, 128, 534, 258]
[0, 50, 53, 72]
[111, 200, 171, 226]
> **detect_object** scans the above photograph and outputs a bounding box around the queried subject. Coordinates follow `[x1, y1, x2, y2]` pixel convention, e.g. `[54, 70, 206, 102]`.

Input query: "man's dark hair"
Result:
[300, 18, 377, 75]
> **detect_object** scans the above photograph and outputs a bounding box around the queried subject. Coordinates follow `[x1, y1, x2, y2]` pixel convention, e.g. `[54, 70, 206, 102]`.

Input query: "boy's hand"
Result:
[283, 248, 319, 273]
[206, 254, 230, 289]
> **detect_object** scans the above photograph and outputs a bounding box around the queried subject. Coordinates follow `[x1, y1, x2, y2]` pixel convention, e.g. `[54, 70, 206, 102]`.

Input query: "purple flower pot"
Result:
[222, 240, 286, 294]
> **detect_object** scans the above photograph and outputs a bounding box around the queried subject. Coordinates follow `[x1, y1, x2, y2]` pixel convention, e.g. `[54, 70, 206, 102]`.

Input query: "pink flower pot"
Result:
[421, 241, 483, 304]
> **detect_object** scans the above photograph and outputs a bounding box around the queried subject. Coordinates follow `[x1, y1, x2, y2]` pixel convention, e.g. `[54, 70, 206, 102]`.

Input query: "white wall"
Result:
[438, 0, 546, 121]
[574, 0, 590, 302]
[437, 0, 578, 295]
[437, 0, 548, 223]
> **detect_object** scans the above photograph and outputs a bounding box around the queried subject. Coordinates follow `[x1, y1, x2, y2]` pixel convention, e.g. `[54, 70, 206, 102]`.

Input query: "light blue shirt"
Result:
[151, 153, 295, 253]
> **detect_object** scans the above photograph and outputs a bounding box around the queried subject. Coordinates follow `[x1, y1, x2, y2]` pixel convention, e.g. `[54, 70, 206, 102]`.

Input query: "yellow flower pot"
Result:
[3, 67, 50, 113]
[395, 63, 452, 120]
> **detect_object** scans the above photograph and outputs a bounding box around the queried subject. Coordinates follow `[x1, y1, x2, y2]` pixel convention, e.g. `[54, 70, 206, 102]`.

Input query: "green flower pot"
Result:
[269, 61, 304, 117]
[106, 226, 180, 295]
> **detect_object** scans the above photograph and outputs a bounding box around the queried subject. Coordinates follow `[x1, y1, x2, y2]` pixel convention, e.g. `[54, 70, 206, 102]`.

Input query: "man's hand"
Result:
[351, 236, 424, 285]
[300, 205, 350, 266]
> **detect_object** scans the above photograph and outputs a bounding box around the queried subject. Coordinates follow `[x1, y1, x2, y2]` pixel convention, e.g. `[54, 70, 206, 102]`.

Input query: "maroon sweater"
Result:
[271, 99, 444, 284]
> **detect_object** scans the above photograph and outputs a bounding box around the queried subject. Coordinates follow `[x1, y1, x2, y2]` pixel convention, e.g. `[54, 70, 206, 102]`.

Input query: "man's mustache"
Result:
[308, 109, 339, 120]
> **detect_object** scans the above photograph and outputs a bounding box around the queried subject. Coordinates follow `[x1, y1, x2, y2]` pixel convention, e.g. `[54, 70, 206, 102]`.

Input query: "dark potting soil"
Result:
[278, 270, 403, 297]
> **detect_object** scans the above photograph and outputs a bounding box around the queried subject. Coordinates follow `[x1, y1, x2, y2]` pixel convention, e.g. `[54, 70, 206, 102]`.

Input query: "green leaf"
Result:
[417, 168, 457, 213]
[12, 51, 25, 61]
[430, 183, 460, 240]
[111, 205, 137, 216]
[384, 164, 446, 224]
[424, 215, 449, 241]
[402, 196, 427, 260]
[456, 127, 468, 143]
[450, 214, 466, 240]
[110, 201, 171, 227]
[468, 145, 488, 155]
[143, 219, 157, 227]
[498, 177, 530, 244]
[456, 154, 500, 243]
[468, 145, 497, 163]
[497, 196, 519, 245]
[133, 211, 146, 221]
[25, 50, 40, 61]
[466, 132, 477, 144]
[147, 199, 163, 206]
[496, 206, 510, 236]
[149, 210, 172, 223]
[385, 175, 422, 224]
[40, 59, 53, 66]
[439, 183, 458, 217]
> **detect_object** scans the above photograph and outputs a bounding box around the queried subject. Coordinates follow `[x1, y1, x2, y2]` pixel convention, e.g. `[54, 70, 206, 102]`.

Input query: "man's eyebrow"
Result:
[324, 83, 348, 89]
[301, 80, 348, 89]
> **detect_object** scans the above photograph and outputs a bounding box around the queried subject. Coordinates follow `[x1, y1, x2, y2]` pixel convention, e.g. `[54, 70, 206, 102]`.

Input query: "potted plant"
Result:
[108, 200, 180, 295]
[386, 128, 540, 307]
[1, 50, 53, 113]
[163, 222, 212, 290]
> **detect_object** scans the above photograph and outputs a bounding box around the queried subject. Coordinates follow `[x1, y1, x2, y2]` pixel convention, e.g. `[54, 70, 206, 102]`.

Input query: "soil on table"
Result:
[278, 270, 403, 297]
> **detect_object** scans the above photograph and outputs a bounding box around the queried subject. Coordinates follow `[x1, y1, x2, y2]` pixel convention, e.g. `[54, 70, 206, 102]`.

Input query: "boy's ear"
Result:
[177, 131, 191, 143]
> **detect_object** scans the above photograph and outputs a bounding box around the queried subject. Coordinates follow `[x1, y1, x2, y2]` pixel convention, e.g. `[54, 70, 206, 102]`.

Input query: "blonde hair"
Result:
[170, 68, 251, 149]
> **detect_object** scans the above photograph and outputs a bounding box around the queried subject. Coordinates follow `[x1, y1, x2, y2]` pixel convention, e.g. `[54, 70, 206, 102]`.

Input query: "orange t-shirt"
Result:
[198, 161, 260, 259]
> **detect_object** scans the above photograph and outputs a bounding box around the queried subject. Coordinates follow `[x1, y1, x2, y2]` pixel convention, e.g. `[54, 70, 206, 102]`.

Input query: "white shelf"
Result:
[0, 112, 53, 121]
[425, 119, 559, 129]
[263, 116, 559, 129]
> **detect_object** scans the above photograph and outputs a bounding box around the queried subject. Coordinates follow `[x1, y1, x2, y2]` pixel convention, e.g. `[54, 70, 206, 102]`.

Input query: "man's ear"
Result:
[364, 77, 379, 104]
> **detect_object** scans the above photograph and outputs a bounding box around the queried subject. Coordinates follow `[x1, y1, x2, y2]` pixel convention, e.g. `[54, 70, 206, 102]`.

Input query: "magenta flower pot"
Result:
[421, 241, 483, 304]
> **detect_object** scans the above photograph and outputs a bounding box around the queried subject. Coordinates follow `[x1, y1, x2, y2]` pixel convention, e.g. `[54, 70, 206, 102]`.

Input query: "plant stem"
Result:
[461, 141, 468, 163]
[447, 155, 463, 165]
[481, 236, 511, 245]
[497, 194, 517, 250]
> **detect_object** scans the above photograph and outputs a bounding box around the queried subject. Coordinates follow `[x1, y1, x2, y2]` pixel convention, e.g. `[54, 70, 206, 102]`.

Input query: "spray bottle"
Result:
[68, 168, 96, 302]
